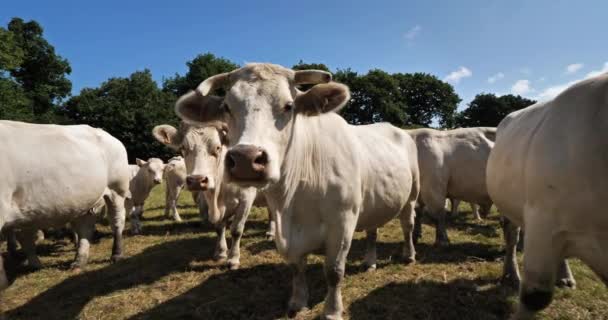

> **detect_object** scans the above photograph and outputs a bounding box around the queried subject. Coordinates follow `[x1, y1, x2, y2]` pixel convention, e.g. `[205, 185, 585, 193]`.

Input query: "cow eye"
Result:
[284, 102, 294, 112]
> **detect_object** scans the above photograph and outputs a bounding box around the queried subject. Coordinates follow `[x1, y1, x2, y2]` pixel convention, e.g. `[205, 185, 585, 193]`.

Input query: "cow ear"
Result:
[136, 158, 147, 167]
[153, 125, 180, 150]
[175, 90, 226, 126]
[294, 82, 350, 116]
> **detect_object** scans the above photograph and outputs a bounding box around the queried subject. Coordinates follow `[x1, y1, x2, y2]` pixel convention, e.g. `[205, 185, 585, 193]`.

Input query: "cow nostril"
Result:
[201, 176, 209, 183]
[254, 151, 268, 166]
[226, 153, 236, 169]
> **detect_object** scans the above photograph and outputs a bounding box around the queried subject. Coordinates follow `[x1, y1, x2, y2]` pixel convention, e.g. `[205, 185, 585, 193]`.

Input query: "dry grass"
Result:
[1, 185, 607, 319]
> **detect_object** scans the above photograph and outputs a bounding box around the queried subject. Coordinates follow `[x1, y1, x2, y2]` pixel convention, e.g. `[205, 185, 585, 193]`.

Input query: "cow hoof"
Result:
[287, 306, 308, 319]
[174, 216, 182, 222]
[556, 278, 576, 289]
[500, 275, 521, 290]
[321, 313, 343, 320]
[434, 240, 450, 247]
[227, 261, 240, 270]
[402, 256, 416, 265]
[266, 234, 275, 241]
[214, 253, 228, 262]
[111, 255, 124, 263]
[364, 263, 377, 272]
[70, 264, 83, 273]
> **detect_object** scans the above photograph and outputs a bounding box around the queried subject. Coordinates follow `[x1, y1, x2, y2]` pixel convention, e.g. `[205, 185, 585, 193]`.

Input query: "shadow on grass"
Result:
[128, 262, 326, 320]
[347, 237, 503, 267]
[5, 236, 216, 320]
[349, 278, 513, 320]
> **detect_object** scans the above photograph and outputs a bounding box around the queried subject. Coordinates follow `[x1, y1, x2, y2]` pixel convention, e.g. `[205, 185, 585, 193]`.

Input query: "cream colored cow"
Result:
[487, 73, 608, 319]
[171, 63, 419, 320]
[0, 121, 129, 291]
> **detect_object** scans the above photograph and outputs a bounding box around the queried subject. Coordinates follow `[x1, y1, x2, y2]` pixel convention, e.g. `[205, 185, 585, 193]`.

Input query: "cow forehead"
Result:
[148, 158, 164, 169]
[227, 77, 292, 108]
[181, 126, 220, 151]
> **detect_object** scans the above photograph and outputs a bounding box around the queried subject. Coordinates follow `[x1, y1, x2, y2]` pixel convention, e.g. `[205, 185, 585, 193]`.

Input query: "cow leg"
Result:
[472, 204, 482, 221]
[413, 205, 423, 245]
[16, 228, 42, 270]
[512, 210, 561, 320]
[399, 201, 417, 264]
[555, 260, 576, 288]
[194, 192, 209, 222]
[428, 204, 450, 246]
[501, 217, 521, 289]
[227, 200, 253, 270]
[362, 229, 377, 271]
[213, 222, 228, 261]
[105, 191, 126, 262]
[70, 214, 97, 270]
[172, 186, 183, 222]
[322, 210, 357, 320]
[450, 199, 460, 216]
[130, 205, 143, 234]
[164, 184, 172, 218]
[266, 212, 276, 241]
[287, 255, 310, 318]
[5, 228, 19, 258]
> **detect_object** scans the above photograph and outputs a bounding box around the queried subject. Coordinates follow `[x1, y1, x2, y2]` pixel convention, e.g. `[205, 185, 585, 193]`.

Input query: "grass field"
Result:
[1, 184, 607, 319]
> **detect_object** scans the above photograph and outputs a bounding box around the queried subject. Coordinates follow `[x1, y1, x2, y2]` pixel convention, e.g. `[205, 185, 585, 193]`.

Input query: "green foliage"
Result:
[61, 70, 178, 162]
[0, 27, 24, 71]
[163, 53, 239, 96]
[0, 77, 32, 121]
[6, 18, 72, 115]
[292, 60, 331, 72]
[456, 93, 536, 127]
[393, 72, 461, 128]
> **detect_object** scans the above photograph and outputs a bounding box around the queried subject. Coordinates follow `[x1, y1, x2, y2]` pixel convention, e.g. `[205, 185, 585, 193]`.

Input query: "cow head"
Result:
[136, 158, 165, 185]
[153, 123, 227, 192]
[173, 63, 350, 189]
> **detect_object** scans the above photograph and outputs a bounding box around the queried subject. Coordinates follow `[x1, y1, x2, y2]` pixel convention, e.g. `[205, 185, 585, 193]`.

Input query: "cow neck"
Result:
[205, 145, 228, 224]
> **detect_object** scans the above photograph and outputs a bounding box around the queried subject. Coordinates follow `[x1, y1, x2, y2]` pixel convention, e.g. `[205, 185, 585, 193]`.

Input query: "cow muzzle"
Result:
[186, 175, 209, 191]
[226, 144, 269, 182]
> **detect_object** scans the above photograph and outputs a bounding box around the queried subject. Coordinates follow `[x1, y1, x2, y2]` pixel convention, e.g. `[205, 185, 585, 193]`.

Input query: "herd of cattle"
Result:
[0, 63, 606, 320]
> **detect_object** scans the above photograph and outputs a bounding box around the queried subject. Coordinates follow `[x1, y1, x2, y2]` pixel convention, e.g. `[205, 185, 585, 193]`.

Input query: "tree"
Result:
[163, 53, 239, 96]
[336, 69, 408, 126]
[292, 60, 331, 72]
[393, 73, 461, 128]
[62, 70, 178, 161]
[456, 93, 536, 127]
[6, 18, 72, 115]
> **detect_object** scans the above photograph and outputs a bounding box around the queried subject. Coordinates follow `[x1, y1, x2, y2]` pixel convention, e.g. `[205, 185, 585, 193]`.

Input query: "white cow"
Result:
[0, 121, 129, 291]
[163, 156, 187, 222]
[153, 123, 267, 269]
[408, 127, 495, 245]
[172, 63, 419, 320]
[487, 73, 608, 319]
[127, 158, 165, 234]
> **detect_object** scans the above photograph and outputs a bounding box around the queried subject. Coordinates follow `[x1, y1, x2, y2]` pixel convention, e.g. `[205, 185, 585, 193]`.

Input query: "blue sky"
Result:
[3, 0, 607, 109]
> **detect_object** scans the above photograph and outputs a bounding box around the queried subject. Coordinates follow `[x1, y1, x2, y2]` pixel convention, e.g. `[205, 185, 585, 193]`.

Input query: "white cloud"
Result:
[444, 66, 472, 84]
[487, 72, 504, 84]
[404, 25, 422, 41]
[565, 63, 584, 74]
[536, 62, 608, 101]
[511, 80, 534, 95]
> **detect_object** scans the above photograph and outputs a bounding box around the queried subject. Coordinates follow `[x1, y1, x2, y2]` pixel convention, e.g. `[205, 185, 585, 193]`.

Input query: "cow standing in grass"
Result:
[127, 158, 165, 234]
[487, 73, 608, 319]
[0, 121, 129, 291]
[171, 63, 419, 320]
[153, 123, 267, 269]
[408, 127, 496, 246]
[163, 156, 187, 222]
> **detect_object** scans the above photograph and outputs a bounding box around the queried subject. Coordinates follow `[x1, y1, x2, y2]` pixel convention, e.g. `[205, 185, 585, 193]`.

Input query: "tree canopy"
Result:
[1, 17, 535, 161]
[456, 93, 536, 127]
[62, 70, 178, 161]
